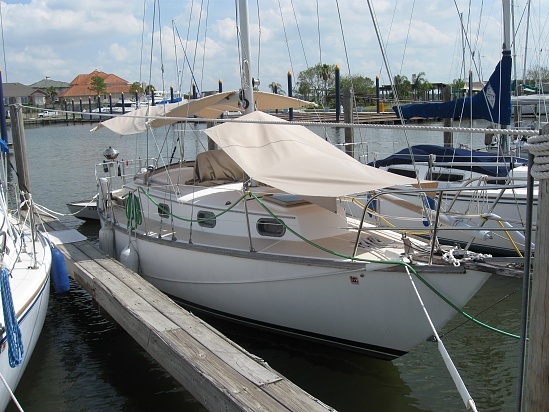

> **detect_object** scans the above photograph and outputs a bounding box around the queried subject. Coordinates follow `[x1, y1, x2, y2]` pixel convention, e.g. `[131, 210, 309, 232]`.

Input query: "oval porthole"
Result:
[197, 210, 216, 228]
[257, 218, 285, 237]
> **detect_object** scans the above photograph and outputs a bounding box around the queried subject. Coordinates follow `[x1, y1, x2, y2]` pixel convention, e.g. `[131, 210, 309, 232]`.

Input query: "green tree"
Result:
[129, 81, 142, 95]
[340, 75, 375, 96]
[88, 75, 107, 107]
[393, 74, 411, 99]
[411, 72, 426, 99]
[45, 86, 58, 108]
[144, 84, 155, 95]
[452, 78, 466, 94]
[296, 63, 336, 106]
[526, 65, 549, 84]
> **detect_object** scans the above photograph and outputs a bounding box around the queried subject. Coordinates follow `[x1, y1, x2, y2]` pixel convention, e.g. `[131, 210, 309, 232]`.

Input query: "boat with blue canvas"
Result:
[350, 21, 536, 257]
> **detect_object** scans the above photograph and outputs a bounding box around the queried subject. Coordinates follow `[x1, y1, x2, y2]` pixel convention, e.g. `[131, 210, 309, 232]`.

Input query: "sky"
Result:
[0, 0, 546, 95]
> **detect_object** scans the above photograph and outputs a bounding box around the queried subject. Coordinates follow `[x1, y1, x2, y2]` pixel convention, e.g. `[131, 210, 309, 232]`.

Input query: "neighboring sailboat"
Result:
[66, 196, 99, 220]
[354, 143, 533, 256]
[364, 2, 535, 256]
[93, 0, 496, 360]
[393, 50, 512, 126]
[0, 100, 53, 409]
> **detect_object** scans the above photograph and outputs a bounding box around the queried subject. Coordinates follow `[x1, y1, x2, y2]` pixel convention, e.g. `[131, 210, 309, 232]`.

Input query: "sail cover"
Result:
[394, 50, 512, 125]
[370, 144, 527, 177]
[203, 111, 416, 197]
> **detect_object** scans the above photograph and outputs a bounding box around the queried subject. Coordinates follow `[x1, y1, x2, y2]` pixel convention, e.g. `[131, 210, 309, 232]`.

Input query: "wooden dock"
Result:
[42, 217, 335, 412]
[15, 109, 403, 128]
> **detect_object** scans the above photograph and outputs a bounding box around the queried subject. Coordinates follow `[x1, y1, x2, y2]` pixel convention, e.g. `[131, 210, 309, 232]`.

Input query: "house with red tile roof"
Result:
[58, 70, 132, 108]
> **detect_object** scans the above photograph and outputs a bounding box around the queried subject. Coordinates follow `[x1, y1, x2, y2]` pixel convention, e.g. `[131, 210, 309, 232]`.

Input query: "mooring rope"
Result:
[0, 267, 24, 367]
[525, 132, 549, 179]
[125, 192, 143, 230]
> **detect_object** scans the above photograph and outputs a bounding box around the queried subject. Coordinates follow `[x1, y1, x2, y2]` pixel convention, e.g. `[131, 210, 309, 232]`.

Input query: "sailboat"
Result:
[356, 1, 536, 256]
[0, 101, 53, 408]
[93, 0, 495, 360]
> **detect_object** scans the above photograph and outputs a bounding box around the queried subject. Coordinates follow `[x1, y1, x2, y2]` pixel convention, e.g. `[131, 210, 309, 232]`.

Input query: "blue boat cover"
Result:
[393, 50, 512, 125]
[369, 144, 527, 178]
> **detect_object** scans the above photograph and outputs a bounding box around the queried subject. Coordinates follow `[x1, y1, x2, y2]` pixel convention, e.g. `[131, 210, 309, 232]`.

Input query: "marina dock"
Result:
[41, 216, 334, 412]
[15, 108, 403, 127]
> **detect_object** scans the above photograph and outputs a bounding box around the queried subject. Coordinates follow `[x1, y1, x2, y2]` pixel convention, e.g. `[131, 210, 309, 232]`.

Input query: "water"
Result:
[6, 121, 524, 411]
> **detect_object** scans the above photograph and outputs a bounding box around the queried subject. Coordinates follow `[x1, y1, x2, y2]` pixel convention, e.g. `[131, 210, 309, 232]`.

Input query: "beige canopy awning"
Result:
[203, 111, 417, 197]
[90, 101, 185, 135]
[91, 91, 314, 136]
[148, 90, 315, 128]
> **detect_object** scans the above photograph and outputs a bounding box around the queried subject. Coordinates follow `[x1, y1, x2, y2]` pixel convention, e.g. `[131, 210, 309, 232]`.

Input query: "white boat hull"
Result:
[0, 229, 51, 411]
[107, 219, 490, 359]
[67, 199, 99, 220]
[0, 277, 50, 411]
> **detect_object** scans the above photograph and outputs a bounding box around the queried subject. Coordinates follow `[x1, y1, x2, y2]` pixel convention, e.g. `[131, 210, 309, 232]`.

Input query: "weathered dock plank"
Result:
[42, 219, 334, 412]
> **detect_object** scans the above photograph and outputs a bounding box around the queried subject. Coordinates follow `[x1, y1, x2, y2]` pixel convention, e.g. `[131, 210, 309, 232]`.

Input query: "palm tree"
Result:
[268, 82, 285, 95]
[45, 86, 58, 108]
[393, 74, 410, 99]
[318, 64, 332, 106]
[411, 72, 426, 100]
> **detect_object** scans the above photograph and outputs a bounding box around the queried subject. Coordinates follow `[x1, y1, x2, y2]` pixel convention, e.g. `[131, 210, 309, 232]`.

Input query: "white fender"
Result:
[120, 240, 139, 273]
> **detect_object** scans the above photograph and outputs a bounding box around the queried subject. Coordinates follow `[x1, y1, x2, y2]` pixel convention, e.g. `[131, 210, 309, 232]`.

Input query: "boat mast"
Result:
[238, 0, 255, 114]
[501, 0, 511, 154]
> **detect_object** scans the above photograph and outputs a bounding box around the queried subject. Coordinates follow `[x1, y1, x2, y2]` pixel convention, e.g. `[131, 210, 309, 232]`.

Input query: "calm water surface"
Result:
[6, 121, 524, 411]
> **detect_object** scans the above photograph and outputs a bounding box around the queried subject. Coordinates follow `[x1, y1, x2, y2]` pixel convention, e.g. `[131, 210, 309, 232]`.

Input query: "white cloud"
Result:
[0, 0, 545, 92]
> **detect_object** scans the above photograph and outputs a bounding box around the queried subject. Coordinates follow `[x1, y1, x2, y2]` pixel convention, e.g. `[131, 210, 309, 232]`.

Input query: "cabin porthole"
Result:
[158, 203, 170, 218]
[197, 211, 216, 228]
[257, 218, 285, 237]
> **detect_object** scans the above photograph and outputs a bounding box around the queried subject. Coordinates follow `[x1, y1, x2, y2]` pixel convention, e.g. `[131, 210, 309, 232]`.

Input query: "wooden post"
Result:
[9, 104, 31, 208]
[343, 87, 354, 159]
[442, 85, 453, 146]
[524, 123, 549, 411]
